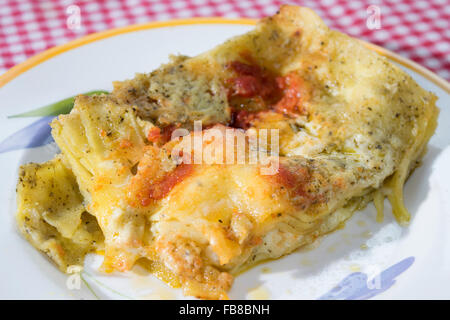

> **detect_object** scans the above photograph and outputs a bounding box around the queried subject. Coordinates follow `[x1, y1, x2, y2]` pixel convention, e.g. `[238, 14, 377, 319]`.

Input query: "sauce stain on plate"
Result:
[247, 285, 270, 300]
[261, 267, 271, 274]
[129, 265, 176, 300]
[349, 264, 361, 272]
[300, 257, 314, 266]
[361, 230, 373, 238]
[139, 287, 176, 300]
[356, 220, 367, 227]
[327, 245, 337, 253]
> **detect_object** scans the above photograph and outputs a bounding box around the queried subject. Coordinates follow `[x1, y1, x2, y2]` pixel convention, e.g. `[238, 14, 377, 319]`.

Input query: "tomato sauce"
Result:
[227, 61, 280, 102]
[226, 60, 305, 129]
[275, 164, 311, 198]
[137, 163, 193, 207]
[230, 110, 258, 130]
[146, 124, 182, 144]
[274, 73, 303, 115]
[270, 163, 325, 206]
[147, 127, 161, 142]
[146, 163, 193, 202]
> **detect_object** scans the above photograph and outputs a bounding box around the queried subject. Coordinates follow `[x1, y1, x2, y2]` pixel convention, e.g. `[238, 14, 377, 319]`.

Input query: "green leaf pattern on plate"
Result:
[8, 90, 109, 118]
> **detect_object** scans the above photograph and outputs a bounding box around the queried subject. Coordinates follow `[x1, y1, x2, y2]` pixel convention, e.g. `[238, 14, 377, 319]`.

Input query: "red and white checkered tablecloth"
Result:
[1, 0, 449, 81]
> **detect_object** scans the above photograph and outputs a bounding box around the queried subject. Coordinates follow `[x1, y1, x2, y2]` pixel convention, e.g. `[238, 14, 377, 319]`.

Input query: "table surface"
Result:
[0, 0, 449, 81]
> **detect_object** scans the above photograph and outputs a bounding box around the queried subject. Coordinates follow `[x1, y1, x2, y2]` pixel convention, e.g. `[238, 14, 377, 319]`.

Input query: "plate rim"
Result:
[0, 17, 448, 93]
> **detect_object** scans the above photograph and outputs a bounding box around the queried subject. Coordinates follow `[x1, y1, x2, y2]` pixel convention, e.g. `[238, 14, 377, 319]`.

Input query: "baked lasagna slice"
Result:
[17, 5, 438, 299]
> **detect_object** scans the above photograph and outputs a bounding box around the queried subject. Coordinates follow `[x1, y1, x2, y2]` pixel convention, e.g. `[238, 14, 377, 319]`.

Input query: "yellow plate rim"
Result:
[0, 17, 448, 93]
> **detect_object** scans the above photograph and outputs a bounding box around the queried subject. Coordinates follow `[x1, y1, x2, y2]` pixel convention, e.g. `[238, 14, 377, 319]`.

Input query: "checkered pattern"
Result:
[1, 0, 449, 80]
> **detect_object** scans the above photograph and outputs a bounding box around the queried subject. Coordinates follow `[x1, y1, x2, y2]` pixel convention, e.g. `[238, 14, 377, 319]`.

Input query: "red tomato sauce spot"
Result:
[230, 109, 258, 130]
[226, 60, 306, 129]
[147, 124, 182, 144]
[161, 124, 182, 143]
[274, 72, 304, 115]
[276, 164, 310, 197]
[147, 127, 161, 142]
[136, 163, 194, 207]
[226, 61, 280, 102]
[146, 163, 193, 201]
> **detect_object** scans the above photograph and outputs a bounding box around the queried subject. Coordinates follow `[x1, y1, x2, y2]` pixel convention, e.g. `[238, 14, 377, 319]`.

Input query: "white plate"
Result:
[0, 19, 449, 300]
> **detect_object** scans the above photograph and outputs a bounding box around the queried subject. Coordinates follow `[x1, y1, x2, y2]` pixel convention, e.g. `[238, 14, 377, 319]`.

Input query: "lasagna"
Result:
[16, 5, 439, 299]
